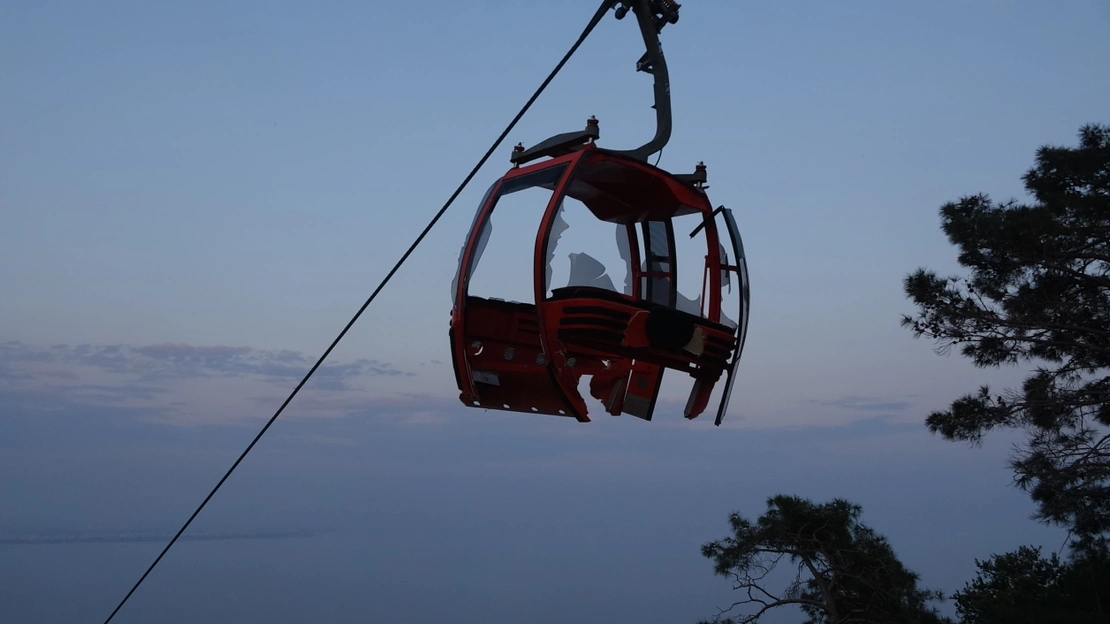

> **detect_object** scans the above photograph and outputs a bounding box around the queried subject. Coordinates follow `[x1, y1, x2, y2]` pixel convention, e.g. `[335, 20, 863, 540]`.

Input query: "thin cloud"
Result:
[0, 340, 409, 390]
[0, 340, 417, 425]
[811, 394, 915, 413]
[2, 341, 925, 433]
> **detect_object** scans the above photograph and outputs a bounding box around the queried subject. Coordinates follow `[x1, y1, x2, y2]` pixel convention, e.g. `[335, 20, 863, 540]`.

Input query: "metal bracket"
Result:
[510, 0, 680, 165]
[673, 161, 708, 188]
[510, 116, 599, 166]
[615, 0, 681, 33]
[605, 0, 678, 161]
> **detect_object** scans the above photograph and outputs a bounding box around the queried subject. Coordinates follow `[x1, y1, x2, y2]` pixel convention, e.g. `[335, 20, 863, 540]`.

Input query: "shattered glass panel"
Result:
[717, 208, 748, 334]
[567, 253, 617, 290]
[544, 196, 631, 298]
[710, 236, 737, 328]
[614, 224, 634, 295]
[545, 210, 570, 292]
[720, 242, 732, 293]
[451, 181, 497, 301]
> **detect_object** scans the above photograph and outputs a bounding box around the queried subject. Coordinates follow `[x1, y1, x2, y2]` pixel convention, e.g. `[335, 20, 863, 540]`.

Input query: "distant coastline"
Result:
[0, 530, 318, 545]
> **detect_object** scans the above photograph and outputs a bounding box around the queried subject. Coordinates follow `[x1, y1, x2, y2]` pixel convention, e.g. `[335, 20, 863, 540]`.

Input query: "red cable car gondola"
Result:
[449, 0, 749, 425]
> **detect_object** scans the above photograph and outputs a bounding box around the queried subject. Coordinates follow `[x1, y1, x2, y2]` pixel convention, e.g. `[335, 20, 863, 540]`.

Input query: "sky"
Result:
[1, 0, 1108, 622]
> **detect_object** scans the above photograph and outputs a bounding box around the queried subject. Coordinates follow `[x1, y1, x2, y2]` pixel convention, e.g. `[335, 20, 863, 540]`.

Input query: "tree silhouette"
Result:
[953, 541, 1110, 623]
[698, 495, 950, 624]
[902, 123, 1110, 537]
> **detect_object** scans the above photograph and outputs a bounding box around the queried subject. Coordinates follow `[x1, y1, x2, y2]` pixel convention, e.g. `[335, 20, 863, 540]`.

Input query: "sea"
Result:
[0, 529, 749, 624]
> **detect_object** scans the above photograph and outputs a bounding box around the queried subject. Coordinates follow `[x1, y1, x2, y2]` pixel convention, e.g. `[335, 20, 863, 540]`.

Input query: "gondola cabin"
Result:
[448, 118, 749, 425]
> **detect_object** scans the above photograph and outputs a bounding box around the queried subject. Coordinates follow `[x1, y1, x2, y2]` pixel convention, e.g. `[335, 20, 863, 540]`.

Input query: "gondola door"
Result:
[712, 206, 751, 425]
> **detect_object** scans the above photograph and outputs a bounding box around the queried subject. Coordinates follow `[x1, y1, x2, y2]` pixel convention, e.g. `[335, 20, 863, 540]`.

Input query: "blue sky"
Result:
[1, 1, 1107, 622]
